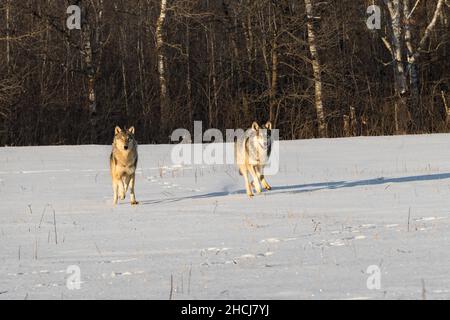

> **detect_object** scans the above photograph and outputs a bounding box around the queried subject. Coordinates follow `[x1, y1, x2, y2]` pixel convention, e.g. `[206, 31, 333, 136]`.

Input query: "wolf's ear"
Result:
[115, 126, 122, 135]
[251, 122, 260, 131]
[128, 126, 135, 135]
[264, 121, 272, 130]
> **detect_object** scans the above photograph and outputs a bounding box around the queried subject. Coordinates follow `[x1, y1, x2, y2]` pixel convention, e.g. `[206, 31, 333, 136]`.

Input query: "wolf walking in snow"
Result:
[110, 126, 138, 205]
[235, 121, 273, 197]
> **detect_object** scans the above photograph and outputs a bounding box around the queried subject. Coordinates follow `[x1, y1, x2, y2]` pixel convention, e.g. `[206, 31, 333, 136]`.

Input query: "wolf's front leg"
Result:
[249, 166, 262, 194]
[119, 178, 126, 200]
[129, 173, 138, 205]
[256, 166, 271, 190]
[112, 180, 119, 205]
[242, 168, 254, 197]
[261, 177, 271, 190]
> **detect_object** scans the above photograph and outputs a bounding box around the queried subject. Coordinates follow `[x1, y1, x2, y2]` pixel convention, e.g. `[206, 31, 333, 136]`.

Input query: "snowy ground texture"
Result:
[1, 134, 450, 300]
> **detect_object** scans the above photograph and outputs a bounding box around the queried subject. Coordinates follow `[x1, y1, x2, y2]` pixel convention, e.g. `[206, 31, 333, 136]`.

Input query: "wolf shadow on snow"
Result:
[138, 172, 450, 205]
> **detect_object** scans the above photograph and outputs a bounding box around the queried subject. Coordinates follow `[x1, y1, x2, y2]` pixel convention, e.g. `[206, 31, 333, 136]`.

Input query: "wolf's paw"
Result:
[131, 200, 139, 206]
[120, 194, 126, 200]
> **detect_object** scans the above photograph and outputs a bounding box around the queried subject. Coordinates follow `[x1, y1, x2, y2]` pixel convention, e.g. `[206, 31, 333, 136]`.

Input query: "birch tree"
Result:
[382, 0, 409, 133]
[381, 0, 445, 133]
[304, 0, 326, 137]
[403, 0, 445, 105]
[79, 0, 106, 141]
[81, 3, 97, 116]
[1, 0, 449, 145]
[156, 0, 168, 132]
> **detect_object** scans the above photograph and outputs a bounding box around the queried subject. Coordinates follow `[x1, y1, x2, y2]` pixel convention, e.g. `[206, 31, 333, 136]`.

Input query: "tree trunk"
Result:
[402, 0, 419, 105]
[305, 0, 326, 138]
[186, 24, 193, 126]
[6, 0, 11, 74]
[269, 37, 278, 124]
[209, 28, 219, 129]
[114, 1, 129, 119]
[80, 1, 104, 142]
[405, 0, 445, 110]
[384, 0, 409, 134]
[81, 5, 97, 116]
[385, 0, 408, 96]
[402, 0, 420, 129]
[137, 0, 146, 116]
[442, 91, 450, 125]
[156, 0, 168, 133]
[241, 13, 253, 122]
[118, 23, 129, 118]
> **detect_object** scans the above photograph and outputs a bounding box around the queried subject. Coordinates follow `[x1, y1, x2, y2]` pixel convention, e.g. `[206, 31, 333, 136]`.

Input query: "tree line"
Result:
[0, 0, 448, 145]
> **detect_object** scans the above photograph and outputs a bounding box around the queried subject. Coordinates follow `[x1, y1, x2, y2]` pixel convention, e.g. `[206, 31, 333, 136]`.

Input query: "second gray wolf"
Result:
[110, 126, 138, 205]
[235, 121, 273, 197]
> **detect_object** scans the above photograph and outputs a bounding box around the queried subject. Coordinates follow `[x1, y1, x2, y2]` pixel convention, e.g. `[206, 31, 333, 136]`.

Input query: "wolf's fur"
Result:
[110, 126, 138, 205]
[235, 121, 273, 197]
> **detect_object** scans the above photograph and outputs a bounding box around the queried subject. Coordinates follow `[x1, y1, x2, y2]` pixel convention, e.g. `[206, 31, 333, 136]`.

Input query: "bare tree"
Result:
[381, 0, 445, 133]
[404, 0, 445, 104]
[81, 2, 96, 116]
[156, 0, 169, 133]
[0, 0, 448, 145]
[304, 0, 326, 137]
[5, 0, 11, 73]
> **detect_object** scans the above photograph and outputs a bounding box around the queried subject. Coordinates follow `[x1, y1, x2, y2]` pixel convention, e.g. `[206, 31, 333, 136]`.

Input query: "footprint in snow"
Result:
[414, 216, 446, 222]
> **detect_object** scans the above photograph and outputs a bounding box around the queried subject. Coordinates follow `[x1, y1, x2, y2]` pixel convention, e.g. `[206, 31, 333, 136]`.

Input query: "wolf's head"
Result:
[113, 126, 136, 151]
[247, 121, 273, 162]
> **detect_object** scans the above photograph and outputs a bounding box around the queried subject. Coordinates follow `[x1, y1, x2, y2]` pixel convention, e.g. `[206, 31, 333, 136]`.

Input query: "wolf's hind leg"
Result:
[129, 173, 138, 205]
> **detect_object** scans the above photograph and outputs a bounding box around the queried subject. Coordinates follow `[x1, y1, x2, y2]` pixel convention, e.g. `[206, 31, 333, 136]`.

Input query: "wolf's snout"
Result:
[124, 145, 129, 150]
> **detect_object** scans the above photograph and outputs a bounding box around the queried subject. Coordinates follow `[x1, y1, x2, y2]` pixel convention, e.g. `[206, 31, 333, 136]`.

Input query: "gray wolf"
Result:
[110, 126, 138, 205]
[235, 121, 273, 197]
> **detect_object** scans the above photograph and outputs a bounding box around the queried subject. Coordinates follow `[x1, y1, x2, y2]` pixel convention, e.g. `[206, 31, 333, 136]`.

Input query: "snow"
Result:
[1, 134, 449, 299]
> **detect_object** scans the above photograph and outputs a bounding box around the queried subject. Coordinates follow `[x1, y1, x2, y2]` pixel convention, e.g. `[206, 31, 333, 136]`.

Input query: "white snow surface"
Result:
[1, 134, 449, 300]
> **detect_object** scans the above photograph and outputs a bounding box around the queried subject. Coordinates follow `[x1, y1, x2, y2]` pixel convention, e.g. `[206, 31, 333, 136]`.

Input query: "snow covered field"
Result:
[1, 134, 450, 300]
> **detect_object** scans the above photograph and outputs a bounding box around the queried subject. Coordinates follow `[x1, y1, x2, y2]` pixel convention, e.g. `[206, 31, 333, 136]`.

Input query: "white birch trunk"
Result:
[304, 0, 326, 137]
[406, 0, 445, 103]
[156, 0, 168, 129]
[385, 0, 408, 96]
[403, 0, 418, 100]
